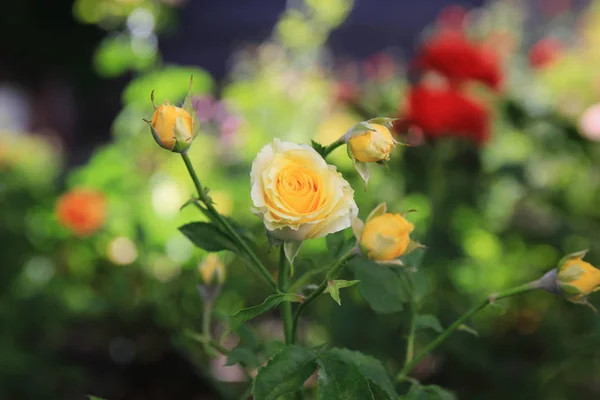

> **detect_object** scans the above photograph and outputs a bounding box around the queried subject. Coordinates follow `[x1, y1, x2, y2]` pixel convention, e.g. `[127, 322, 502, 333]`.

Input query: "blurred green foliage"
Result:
[3, 0, 600, 399]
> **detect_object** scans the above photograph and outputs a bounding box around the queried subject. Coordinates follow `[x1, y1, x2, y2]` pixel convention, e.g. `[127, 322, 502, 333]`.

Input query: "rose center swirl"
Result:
[276, 166, 322, 214]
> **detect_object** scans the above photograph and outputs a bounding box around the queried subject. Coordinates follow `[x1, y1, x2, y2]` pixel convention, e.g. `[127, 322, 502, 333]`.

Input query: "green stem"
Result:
[202, 300, 213, 341]
[192, 202, 212, 220]
[289, 264, 330, 293]
[279, 246, 293, 344]
[396, 282, 541, 380]
[185, 330, 230, 355]
[321, 138, 345, 159]
[290, 251, 357, 344]
[181, 152, 278, 292]
[404, 291, 417, 367]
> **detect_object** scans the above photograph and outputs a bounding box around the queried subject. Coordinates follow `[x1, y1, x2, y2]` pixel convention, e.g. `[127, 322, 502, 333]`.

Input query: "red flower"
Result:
[56, 189, 106, 236]
[528, 38, 563, 70]
[402, 85, 490, 144]
[413, 32, 503, 90]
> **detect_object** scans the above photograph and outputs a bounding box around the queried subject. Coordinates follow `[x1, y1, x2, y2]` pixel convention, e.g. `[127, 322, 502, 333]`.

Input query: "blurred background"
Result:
[2, 0, 600, 399]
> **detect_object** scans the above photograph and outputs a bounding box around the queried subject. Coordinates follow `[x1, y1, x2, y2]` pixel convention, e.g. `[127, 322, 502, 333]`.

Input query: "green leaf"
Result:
[253, 345, 317, 400]
[403, 385, 456, 400]
[231, 293, 302, 324]
[327, 280, 341, 305]
[226, 347, 261, 368]
[407, 269, 429, 303]
[179, 222, 237, 252]
[325, 280, 360, 306]
[235, 323, 259, 350]
[317, 351, 374, 400]
[263, 340, 286, 360]
[88, 396, 106, 400]
[415, 315, 443, 333]
[325, 348, 396, 400]
[350, 258, 409, 313]
[311, 140, 328, 158]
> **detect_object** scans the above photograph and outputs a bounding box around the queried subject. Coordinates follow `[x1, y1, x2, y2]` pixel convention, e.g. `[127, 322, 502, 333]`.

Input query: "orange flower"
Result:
[56, 189, 106, 236]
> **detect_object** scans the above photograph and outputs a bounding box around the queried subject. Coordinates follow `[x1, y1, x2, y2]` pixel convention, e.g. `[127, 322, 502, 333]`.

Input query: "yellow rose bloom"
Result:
[250, 139, 358, 242]
[150, 103, 194, 152]
[348, 123, 395, 163]
[360, 213, 414, 261]
[557, 253, 600, 303]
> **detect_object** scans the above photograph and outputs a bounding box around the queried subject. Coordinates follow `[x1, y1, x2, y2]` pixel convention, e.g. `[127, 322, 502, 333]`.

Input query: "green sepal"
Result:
[366, 202, 387, 222]
[351, 217, 364, 241]
[265, 229, 284, 247]
[557, 249, 589, 271]
[283, 241, 303, 276]
[557, 264, 585, 283]
[311, 140, 328, 158]
[144, 118, 172, 151]
[558, 283, 584, 296]
[345, 121, 375, 140]
[404, 240, 426, 256]
[348, 145, 370, 188]
[181, 75, 201, 140]
[367, 117, 398, 129]
[375, 259, 405, 267]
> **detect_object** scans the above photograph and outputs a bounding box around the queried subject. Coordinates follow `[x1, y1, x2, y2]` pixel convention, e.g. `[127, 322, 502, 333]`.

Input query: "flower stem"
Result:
[321, 138, 345, 158]
[288, 264, 330, 293]
[290, 250, 357, 344]
[279, 246, 293, 344]
[181, 152, 278, 292]
[404, 278, 417, 367]
[396, 282, 541, 381]
[202, 300, 213, 341]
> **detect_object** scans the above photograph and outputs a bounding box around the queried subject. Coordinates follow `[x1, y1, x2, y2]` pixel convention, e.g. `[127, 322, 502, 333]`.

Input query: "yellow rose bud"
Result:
[348, 123, 395, 163]
[198, 254, 226, 285]
[149, 103, 194, 152]
[360, 213, 414, 261]
[557, 252, 600, 303]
